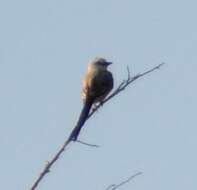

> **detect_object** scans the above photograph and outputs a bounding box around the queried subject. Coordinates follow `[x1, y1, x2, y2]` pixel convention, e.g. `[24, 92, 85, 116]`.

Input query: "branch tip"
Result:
[126, 66, 131, 79]
[76, 140, 100, 147]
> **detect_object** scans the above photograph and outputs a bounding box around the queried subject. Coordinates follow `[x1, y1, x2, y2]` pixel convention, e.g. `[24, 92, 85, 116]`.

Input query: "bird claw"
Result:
[91, 101, 103, 112]
[99, 100, 104, 106]
[91, 104, 98, 112]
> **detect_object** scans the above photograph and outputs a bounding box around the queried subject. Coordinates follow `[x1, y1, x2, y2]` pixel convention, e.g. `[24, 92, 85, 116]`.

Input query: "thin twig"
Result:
[104, 172, 143, 190]
[76, 140, 100, 147]
[29, 63, 164, 190]
[126, 66, 131, 80]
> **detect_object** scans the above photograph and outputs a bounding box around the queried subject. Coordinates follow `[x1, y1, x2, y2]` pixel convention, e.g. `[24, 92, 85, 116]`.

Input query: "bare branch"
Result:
[87, 62, 165, 118]
[104, 172, 143, 190]
[29, 63, 164, 190]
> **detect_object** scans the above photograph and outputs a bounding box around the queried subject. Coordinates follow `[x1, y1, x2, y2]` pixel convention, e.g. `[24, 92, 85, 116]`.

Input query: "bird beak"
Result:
[106, 61, 113, 66]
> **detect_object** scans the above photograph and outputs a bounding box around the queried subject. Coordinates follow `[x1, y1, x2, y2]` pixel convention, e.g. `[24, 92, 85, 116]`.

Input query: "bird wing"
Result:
[89, 70, 114, 102]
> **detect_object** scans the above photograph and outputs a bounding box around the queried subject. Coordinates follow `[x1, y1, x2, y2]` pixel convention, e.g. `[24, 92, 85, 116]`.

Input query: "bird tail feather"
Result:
[69, 98, 93, 141]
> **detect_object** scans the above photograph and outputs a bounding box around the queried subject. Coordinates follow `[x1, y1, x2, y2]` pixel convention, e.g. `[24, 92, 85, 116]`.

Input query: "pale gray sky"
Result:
[0, 0, 197, 190]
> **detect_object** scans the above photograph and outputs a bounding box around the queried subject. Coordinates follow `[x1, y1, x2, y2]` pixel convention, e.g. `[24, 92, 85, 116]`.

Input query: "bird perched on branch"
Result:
[70, 57, 114, 141]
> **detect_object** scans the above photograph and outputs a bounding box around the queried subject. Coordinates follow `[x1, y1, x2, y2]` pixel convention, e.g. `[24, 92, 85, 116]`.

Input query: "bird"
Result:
[69, 57, 114, 141]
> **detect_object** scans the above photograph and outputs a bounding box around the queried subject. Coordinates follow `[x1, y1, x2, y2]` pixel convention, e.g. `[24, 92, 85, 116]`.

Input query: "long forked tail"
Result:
[69, 98, 94, 141]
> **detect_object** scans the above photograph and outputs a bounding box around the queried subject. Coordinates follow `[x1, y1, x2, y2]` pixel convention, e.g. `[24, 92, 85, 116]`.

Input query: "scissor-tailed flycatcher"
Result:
[70, 58, 114, 141]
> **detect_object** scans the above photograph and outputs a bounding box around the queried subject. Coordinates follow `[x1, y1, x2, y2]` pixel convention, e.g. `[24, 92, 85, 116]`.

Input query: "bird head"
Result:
[92, 57, 112, 69]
